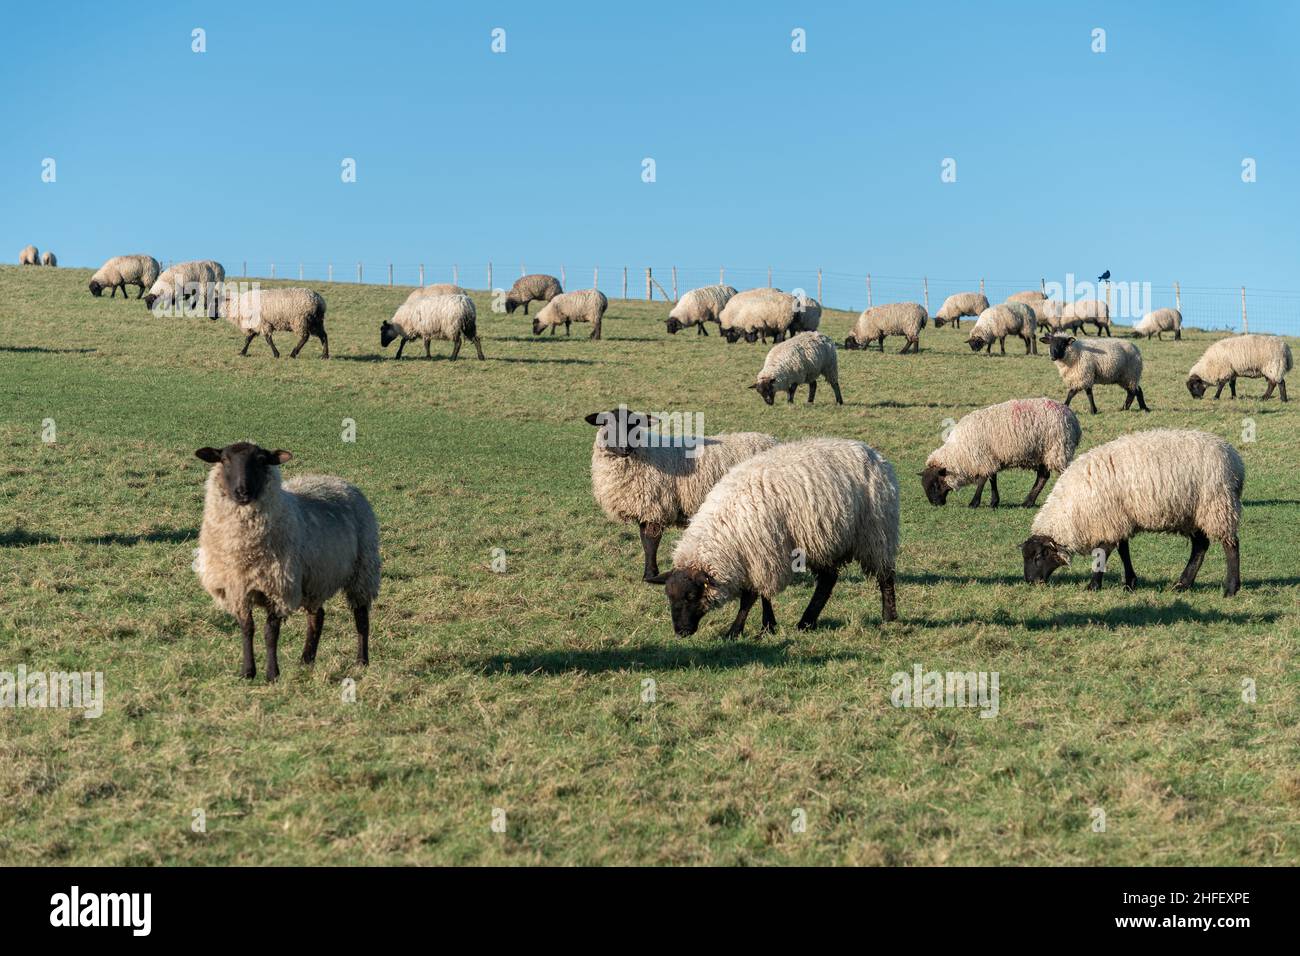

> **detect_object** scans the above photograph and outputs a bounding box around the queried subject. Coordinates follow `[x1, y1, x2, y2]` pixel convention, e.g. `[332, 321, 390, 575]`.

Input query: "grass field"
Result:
[0, 263, 1296, 865]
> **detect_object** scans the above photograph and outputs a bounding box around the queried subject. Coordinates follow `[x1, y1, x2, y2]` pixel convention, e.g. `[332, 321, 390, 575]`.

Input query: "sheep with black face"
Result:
[749, 332, 843, 405]
[1042, 334, 1148, 414]
[1186, 334, 1291, 401]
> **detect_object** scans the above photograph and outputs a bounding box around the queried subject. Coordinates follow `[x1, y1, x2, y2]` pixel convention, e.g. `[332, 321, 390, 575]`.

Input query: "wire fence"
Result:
[207, 259, 1300, 336]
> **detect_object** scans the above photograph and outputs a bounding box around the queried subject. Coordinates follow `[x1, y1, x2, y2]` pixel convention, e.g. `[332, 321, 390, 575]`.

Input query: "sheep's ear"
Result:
[584, 412, 607, 426]
[195, 447, 222, 463]
[645, 571, 671, 585]
[748, 383, 759, 389]
[269, 450, 292, 464]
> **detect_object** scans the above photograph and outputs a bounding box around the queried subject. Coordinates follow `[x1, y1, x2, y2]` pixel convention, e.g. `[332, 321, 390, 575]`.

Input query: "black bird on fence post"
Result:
[1097, 269, 1111, 283]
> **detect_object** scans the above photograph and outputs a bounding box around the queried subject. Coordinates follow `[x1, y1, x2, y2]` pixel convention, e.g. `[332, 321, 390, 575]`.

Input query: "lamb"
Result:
[194, 442, 381, 681]
[221, 286, 330, 358]
[532, 288, 608, 339]
[843, 301, 927, 353]
[718, 288, 799, 343]
[19, 245, 39, 266]
[646, 438, 900, 636]
[505, 273, 562, 315]
[40, 251, 57, 267]
[1021, 429, 1243, 596]
[404, 283, 465, 303]
[88, 254, 162, 298]
[1041, 334, 1148, 413]
[966, 303, 1036, 354]
[749, 331, 843, 405]
[1186, 334, 1292, 401]
[1131, 308, 1182, 340]
[585, 406, 778, 580]
[665, 284, 737, 336]
[1007, 290, 1046, 305]
[143, 259, 225, 314]
[919, 397, 1080, 509]
[381, 292, 484, 360]
[934, 292, 989, 329]
[1063, 299, 1110, 336]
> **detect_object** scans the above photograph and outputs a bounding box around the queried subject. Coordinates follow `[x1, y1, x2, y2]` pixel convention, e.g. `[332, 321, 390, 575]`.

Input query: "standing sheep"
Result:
[19, 245, 39, 266]
[1041, 334, 1148, 413]
[1029, 298, 1078, 333]
[665, 284, 737, 336]
[585, 406, 777, 580]
[646, 438, 900, 636]
[967, 303, 1036, 355]
[919, 398, 1080, 508]
[1186, 334, 1292, 401]
[532, 288, 608, 339]
[40, 251, 57, 267]
[718, 288, 799, 343]
[194, 442, 381, 681]
[749, 331, 843, 405]
[1132, 308, 1182, 340]
[844, 302, 928, 353]
[505, 274, 562, 316]
[1022, 429, 1243, 596]
[405, 283, 465, 303]
[1007, 290, 1046, 305]
[144, 259, 225, 314]
[221, 287, 330, 358]
[88, 254, 162, 298]
[788, 292, 822, 334]
[934, 292, 989, 329]
[381, 292, 484, 360]
[1063, 299, 1110, 336]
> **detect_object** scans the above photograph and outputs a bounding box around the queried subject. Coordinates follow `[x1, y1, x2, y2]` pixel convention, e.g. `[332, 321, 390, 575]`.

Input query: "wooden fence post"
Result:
[270, 263, 275, 279]
[767, 266, 772, 289]
[419, 264, 424, 287]
[520, 263, 525, 278]
[487, 262, 493, 291]
[357, 262, 362, 283]
[622, 266, 628, 299]
[1174, 282, 1180, 312]
[328, 263, 333, 283]
[867, 274, 872, 308]
[979, 277, 985, 295]
[646, 267, 652, 301]
[242, 260, 247, 278]
[720, 267, 725, 285]
[299, 263, 303, 281]
[388, 263, 393, 287]
[923, 277, 929, 314]
[593, 266, 598, 289]
[453, 264, 459, 286]
[1241, 286, 1248, 332]
[560, 265, 565, 287]
[1104, 280, 1111, 314]
[817, 268, 822, 303]
[1040, 276, 1046, 295]
[672, 266, 678, 300]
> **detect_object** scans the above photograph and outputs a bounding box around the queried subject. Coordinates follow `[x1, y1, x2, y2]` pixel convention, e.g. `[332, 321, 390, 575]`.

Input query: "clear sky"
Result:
[3, 0, 1297, 307]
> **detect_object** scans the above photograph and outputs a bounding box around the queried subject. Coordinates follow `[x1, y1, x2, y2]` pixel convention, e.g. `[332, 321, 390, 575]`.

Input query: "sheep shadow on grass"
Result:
[466, 640, 866, 675]
[0, 526, 195, 548]
[927, 601, 1281, 632]
[0, 346, 97, 355]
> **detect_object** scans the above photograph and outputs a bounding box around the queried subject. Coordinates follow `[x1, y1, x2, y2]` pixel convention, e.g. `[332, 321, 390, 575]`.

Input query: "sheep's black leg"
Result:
[797, 568, 838, 630]
[289, 331, 310, 358]
[1063, 388, 1078, 407]
[1023, 335, 1032, 354]
[239, 610, 256, 679]
[264, 332, 280, 358]
[353, 605, 370, 665]
[639, 522, 663, 581]
[394, 338, 407, 359]
[985, 340, 993, 355]
[472, 336, 485, 360]
[999, 337, 1006, 355]
[1174, 531, 1210, 591]
[1104, 324, 1111, 337]
[1123, 389, 1136, 410]
[318, 331, 329, 359]
[264, 613, 282, 682]
[968, 477, 987, 508]
[1222, 537, 1241, 596]
[1085, 387, 1098, 415]
[591, 320, 601, 340]
[988, 472, 1000, 508]
[1174, 328, 1181, 340]
[759, 597, 777, 635]
[879, 569, 898, 622]
[549, 324, 556, 336]
[239, 331, 257, 356]
[1023, 465, 1050, 506]
[898, 339, 911, 354]
[1088, 545, 1111, 590]
[877, 334, 886, 351]
[1213, 380, 1227, 399]
[725, 590, 758, 639]
[1135, 386, 1150, 411]
[135, 284, 144, 299]
[786, 385, 796, 403]
[301, 607, 324, 664]
[1117, 539, 1138, 591]
[450, 335, 462, 361]
[830, 378, 844, 404]
[1280, 380, 1289, 402]
[1261, 379, 1276, 399]
[1229, 376, 1237, 398]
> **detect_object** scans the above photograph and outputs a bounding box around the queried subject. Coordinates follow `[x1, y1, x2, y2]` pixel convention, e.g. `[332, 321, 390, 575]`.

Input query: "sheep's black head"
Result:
[1186, 374, 1208, 399]
[721, 328, 742, 344]
[645, 567, 715, 637]
[143, 293, 159, 308]
[195, 443, 291, 507]
[744, 330, 760, 344]
[749, 378, 777, 405]
[584, 407, 656, 458]
[504, 296, 521, 315]
[665, 318, 682, 335]
[933, 316, 947, 328]
[531, 318, 543, 335]
[918, 466, 952, 505]
[1021, 535, 1069, 583]
[88, 280, 103, 297]
[1043, 335, 1074, 361]
[843, 335, 860, 350]
[967, 335, 987, 351]
[379, 321, 401, 348]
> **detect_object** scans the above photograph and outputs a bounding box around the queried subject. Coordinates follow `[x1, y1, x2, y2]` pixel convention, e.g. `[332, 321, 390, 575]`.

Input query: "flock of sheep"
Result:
[16, 247, 1294, 679]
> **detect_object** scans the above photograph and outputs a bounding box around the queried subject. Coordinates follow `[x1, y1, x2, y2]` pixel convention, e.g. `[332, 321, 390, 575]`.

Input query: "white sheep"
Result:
[967, 303, 1036, 354]
[789, 292, 822, 333]
[646, 438, 900, 636]
[1022, 429, 1244, 596]
[221, 286, 329, 358]
[934, 291, 989, 329]
[505, 274, 562, 315]
[194, 442, 381, 681]
[1029, 298, 1078, 333]
[1063, 299, 1110, 336]
[718, 288, 798, 343]
[40, 251, 57, 267]
[1132, 308, 1182, 340]
[844, 302, 927, 353]
[1186, 334, 1292, 401]
[920, 398, 1081, 509]
[404, 283, 465, 303]
[585, 406, 777, 580]
[532, 288, 608, 339]
[1041, 334, 1148, 413]
[749, 331, 843, 405]
[665, 284, 737, 336]
[1007, 290, 1046, 305]
[381, 292, 484, 359]
[88, 254, 162, 298]
[144, 259, 225, 314]
[19, 245, 39, 266]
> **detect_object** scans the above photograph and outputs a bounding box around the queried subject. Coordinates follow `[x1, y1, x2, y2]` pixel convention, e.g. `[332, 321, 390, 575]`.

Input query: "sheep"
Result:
[966, 303, 1037, 355]
[718, 288, 799, 343]
[919, 397, 1081, 509]
[789, 292, 822, 333]
[1186, 334, 1292, 401]
[1130, 307, 1182, 341]
[505, 273, 562, 316]
[1041, 334, 1148, 413]
[40, 251, 57, 267]
[221, 286, 330, 358]
[381, 292, 483, 360]
[19, 245, 39, 266]
[143, 259, 225, 314]
[749, 331, 843, 405]
[404, 283, 465, 304]
[532, 288, 608, 340]
[843, 301, 927, 353]
[1007, 290, 1046, 305]
[934, 292, 988, 329]
[646, 438, 900, 636]
[88, 254, 162, 298]
[1029, 298, 1079, 333]
[1063, 299, 1110, 336]
[194, 442, 381, 681]
[1021, 429, 1244, 596]
[665, 284, 737, 336]
[585, 406, 778, 580]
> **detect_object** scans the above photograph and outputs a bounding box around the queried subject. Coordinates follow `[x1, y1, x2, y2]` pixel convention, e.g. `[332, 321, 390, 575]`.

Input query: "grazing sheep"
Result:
[1063, 299, 1110, 336]
[1007, 290, 1046, 305]
[19, 245, 39, 266]
[194, 442, 381, 681]
[381, 292, 483, 360]
[1029, 298, 1079, 333]
[88, 254, 162, 298]
[585, 406, 777, 580]
[844, 301, 928, 353]
[404, 283, 465, 303]
[718, 288, 799, 343]
[789, 293, 823, 333]
[1041, 334, 1148, 414]
[967, 303, 1037, 355]
[532, 288, 608, 339]
[934, 292, 988, 329]
[646, 438, 900, 636]
[1186, 334, 1292, 401]
[1131, 308, 1182, 340]
[1022, 429, 1243, 596]
[666, 284, 737, 336]
[40, 251, 57, 267]
[505, 273, 562, 316]
[920, 398, 1081, 509]
[750, 331, 843, 405]
[221, 287, 329, 358]
[144, 259, 225, 314]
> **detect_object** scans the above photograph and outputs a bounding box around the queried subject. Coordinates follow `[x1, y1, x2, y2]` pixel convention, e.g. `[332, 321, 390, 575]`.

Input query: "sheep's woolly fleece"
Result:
[1050, 337, 1143, 391]
[534, 288, 607, 330]
[719, 288, 798, 337]
[389, 292, 477, 341]
[1133, 308, 1182, 337]
[968, 304, 1031, 344]
[223, 287, 326, 335]
[850, 302, 927, 342]
[91, 254, 161, 293]
[936, 291, 989, 322]
[669, 285, 737, 327]
[925, 398, 1080, 489]
[754, 331, 839, 393]
[1188, 334, 1292, 385]
[404, 283, 465, 303]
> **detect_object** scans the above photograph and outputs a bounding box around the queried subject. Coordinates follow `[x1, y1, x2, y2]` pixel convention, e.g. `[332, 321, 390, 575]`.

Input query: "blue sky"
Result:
[2, 0, 1297, 305]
